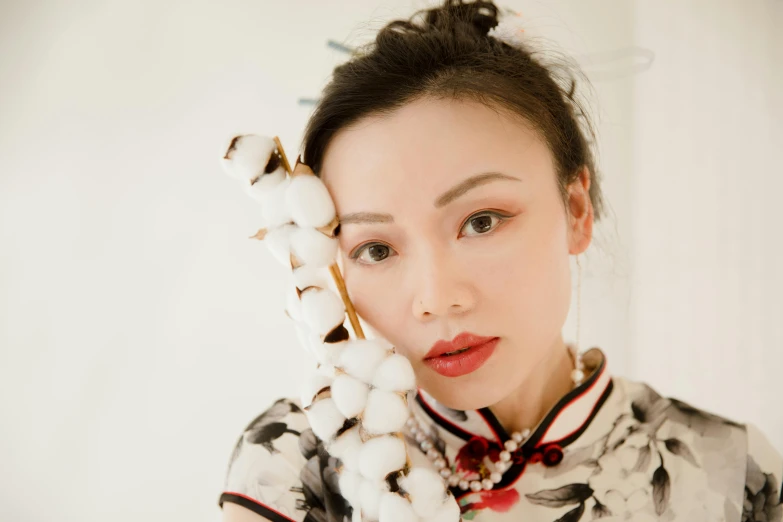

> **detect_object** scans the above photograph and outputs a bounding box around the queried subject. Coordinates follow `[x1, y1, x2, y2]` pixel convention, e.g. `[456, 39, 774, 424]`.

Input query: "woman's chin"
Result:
[418, 371, 514, 412]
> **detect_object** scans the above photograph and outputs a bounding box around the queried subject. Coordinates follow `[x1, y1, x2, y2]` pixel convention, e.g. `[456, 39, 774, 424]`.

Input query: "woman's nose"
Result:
[411, 249, 475, 321]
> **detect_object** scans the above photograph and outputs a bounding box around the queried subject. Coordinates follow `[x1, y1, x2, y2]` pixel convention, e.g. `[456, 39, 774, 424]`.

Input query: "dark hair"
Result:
[301, 0, 606, 222]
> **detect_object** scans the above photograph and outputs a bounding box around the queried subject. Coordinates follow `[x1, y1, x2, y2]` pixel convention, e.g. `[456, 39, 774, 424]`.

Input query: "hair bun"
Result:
[420, 0, 500, 38]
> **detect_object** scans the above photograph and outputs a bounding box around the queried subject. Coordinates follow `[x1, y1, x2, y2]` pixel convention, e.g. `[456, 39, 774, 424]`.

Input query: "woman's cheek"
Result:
[348, 275, 397, 338]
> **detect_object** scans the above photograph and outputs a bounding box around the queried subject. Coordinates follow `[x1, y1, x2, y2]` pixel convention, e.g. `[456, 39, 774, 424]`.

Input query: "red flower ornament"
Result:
[456, 436, 490, 472]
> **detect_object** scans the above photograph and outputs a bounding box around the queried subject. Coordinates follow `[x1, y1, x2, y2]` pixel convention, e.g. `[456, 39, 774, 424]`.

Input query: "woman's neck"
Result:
[487, 334, 576, 436]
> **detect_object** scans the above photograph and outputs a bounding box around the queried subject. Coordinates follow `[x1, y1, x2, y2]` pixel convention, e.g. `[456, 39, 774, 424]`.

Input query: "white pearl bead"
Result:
[409, 426, 419, 435]
[504, 440, 518, 452]
[427, 449, 440, 460]
[415, 433, 427, 443]
[420, 441, 433, 452]
[521, 428, 531, 438]
[571, 368, 585, 383]
[440, 468, 452, 478]
[511, 432, 523, 443]
[434, 458, 446, 469]
[482, 479, 494, 490]
[470, 481, 483, 492]
[406, 418, 417, 428]
[499, 451, 511, 462]
[448, 475, 461, 487]
[459, 480, 470, 490]
[495, 461, 508, 472]
[490, 472, 502, 483]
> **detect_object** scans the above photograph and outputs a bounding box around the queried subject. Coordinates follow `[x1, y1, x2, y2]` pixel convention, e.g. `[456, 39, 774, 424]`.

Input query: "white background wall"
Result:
[0, 1, 779, 521]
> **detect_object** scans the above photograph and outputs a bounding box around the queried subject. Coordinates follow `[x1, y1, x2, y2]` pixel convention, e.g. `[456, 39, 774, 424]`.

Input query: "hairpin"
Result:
[220, 134, 461, 522]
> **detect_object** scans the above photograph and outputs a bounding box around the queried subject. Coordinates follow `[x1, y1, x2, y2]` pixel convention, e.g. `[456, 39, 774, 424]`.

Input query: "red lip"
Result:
[424, 332, 499, 378]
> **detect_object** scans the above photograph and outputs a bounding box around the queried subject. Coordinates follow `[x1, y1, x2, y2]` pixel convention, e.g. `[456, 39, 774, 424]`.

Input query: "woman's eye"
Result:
[459, 211, 505, 237]
[350, 211, 507, 266]
[352, 243, 396, 265]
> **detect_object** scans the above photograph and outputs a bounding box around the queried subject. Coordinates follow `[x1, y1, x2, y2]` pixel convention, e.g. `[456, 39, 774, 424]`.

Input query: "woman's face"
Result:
[320, 96, 592, 411]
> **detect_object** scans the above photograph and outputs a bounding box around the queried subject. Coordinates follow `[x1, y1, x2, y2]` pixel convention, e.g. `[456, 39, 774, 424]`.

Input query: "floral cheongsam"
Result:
[218, 348, 782, 521]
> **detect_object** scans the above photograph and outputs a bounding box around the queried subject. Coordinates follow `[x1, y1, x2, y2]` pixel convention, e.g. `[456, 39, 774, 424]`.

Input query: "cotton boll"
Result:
[338, 469, 363, 509]
[331, 374, 369, 419]
[321, 341, 346, 366]
[378, 492, 419, 522]
[246, 166, 287, 201]
[363, 390, 409, 435]
[358, 436, 406, 480]
[400, 468, 447, 519]
[285, 174, 337, 228]
[338, 340, 391, 383]
[294, 323, 328, 363]
[259, 177, 293, 228]
[293, 323, 313, 358]
[291, 264, 330, 293]
[359, 478, 388, 521]
[300, 287, 346, 337]
[371, 354, 416, 392]
[338, 437, 362, 471]
[304, 398, 346, 442]
[289, 227, 339, 268]
[327, 425, 362, 467]
[427, 495, 461, 522]
[285, 286, 303, 323]
[263, 224, 296, 267]
[221, 134, 276, 183]
[300, 371, 333, 408]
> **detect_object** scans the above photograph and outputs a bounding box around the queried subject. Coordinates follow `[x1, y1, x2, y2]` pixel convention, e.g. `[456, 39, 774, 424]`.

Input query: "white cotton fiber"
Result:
[265, 224, 296, 268]
[293, 323, 313, 358]
[371, 354, 416, 392]
[359, 478, 388, 520]
[291, 264, 330, 292]
[285, 174, 337, 228]
[221, 134, 276, 184]
[427, 495, 461, 522]
[285, 286, 302, 323]
[294, 324, 328, 363]
[378, 492, 419, 522]
[289, 227, 338, 268]
[300, 287, 346, 337]
[259, 177, 293, 229]
[331, 374, 369, 419]
[246, 166, 287, 201]
[300, 370, 333, 408]
[338, 340, 391, 384]
[327, 425, 362, 470]
[305, 398, 346, 442]
[400, 468, 446, 519]
[338, 468, 363, 509]
[362, 390, 409, 435]
[320, 341, 347, 367]
[358, 436, 406, 480]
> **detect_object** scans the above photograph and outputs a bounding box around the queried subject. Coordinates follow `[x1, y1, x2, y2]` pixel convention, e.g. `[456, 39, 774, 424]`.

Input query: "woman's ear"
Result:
[567, 166, 594, 255]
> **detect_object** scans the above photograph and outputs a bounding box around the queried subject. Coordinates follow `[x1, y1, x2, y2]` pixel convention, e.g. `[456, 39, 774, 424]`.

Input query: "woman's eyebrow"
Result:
[434, 171, 521, 208]
[338, 171, 520, 226]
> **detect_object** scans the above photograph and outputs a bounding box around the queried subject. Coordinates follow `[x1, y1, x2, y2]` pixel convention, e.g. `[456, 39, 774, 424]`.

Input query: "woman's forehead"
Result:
[320, 97, 551, 204]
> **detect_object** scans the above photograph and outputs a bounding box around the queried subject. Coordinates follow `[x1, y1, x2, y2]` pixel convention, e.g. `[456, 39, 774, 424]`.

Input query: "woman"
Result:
[218, 1, 782, 520]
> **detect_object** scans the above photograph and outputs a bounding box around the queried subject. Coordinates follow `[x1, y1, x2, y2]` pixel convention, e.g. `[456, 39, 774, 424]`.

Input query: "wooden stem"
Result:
[329, 264, 365, 340]
[273, 136, 365, 341]
[273, 136, 293, 174]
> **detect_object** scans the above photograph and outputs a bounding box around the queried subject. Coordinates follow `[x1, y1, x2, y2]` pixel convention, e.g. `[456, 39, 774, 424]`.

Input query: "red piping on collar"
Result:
[416, 388, 503, 444]
[536, 362, 609, 446]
